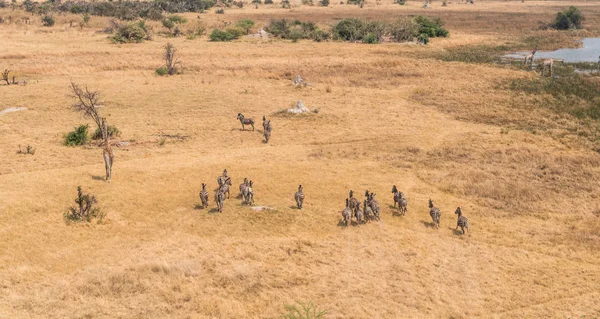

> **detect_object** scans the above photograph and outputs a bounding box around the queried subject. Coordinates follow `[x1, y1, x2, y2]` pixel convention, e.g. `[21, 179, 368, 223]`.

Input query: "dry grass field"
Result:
[1, 1, 600, 318]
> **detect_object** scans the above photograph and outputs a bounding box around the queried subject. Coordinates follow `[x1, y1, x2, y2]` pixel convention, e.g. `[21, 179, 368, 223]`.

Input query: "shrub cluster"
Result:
[110, 20, 152, 43]
[64, 186, 104, 223]
[552, 6, 584, 30]
[266, 19, 330, 42]
[210, 26, 244, 41]
[331, 16, 448, 44]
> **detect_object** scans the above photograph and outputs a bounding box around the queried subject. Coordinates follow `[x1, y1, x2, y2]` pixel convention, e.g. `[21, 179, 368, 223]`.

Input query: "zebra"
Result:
[237, 113, 255, 131]
[218, 176, 232, 199]
[215, 189, 225, 213]
[199, 183, 209, 208]
[341, 198, 352, 226]
[392, 185, 408, 214]
[242, 180, 254, 205]
[263, 116, 272, 143]
[366, 192, 380, 221]
[363, 200, 373, 221]
[429, 199, 441, 228]
[354, 203, 363, 225]
[217, 169, 229, 186]
[239, 178, 248, 197]
[348, 190, 360, 212]
[455, 206, 469, 235]
[294, 184, 304, 209]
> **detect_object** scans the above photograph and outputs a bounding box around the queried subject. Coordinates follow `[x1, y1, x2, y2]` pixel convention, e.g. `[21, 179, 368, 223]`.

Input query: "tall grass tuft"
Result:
[281, 301, 327, 319]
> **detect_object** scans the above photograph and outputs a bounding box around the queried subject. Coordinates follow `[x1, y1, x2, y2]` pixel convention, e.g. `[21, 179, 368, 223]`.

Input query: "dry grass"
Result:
[1, 1, 600, 318]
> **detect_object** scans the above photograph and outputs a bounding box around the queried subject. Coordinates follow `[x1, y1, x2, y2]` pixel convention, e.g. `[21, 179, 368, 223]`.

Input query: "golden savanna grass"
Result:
[1, 1, 600, 318]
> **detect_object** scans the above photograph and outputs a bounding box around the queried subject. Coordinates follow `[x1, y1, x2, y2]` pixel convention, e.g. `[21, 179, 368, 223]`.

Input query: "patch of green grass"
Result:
[281, 301, 327, 319]
[438, 44, 513, 64]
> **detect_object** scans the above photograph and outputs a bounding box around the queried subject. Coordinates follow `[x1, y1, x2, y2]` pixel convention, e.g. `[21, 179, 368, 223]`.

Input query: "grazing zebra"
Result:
[366, 192, 380, 221]
[341, 198, 352, 226]
[218, 176, 232, 199]
[239, 178, 248, 197]
[363, 200, 373, 221]
[455, 206, 469, 235]
[237, 113, 255, 131]
[263, 116, 272, 143]
[215, 189, 225, 212]
[429, 199, 441, 228]
[354, 204, 363, 225]
[199, 183, 209, 208]
[294, 184, 304, 209]
[242, 180, 254, 205]
[348, 190, 360, 212]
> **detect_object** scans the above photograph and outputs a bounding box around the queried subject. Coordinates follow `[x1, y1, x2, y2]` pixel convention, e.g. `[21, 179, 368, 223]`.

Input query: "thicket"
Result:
[331, 16, 448, 44]
[109, 20, 152, 43]
[210, 26, 244, 41]
[552, 6, 584, 30]
[266, 19, 330, 42]
[64, 124, 89, 146]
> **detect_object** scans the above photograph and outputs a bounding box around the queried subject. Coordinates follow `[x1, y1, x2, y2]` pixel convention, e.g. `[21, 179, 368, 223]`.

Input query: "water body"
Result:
[505, 38, 600, 63]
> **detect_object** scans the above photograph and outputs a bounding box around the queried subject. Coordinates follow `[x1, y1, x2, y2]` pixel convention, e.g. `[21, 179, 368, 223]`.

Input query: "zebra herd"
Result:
[199, 170, 470, 235]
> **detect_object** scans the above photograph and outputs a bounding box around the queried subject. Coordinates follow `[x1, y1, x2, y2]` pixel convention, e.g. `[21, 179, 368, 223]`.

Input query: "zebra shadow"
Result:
[420, 220, 437, 228]
[208, 208, 220, 214]
[91, 175, 105, 181]
[289, 205, 299, 210]
[392, 210, 405, 217]
[337, 219, 350, 228]
[194, 204, 205, 210]
[449, 227, 467, 236]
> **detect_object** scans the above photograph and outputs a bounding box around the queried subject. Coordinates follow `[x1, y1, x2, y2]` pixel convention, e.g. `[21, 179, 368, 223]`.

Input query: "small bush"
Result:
[110, 21, 151, 43]
[156, 66, 169, 76]
[92, 125, 121, 140]
[552, 6, 584, 30]
[215, 7, 224, 14]
[186, 22, 206, 39]
[396, 0, 405, 4]
[167, 14, 187, 24]
[281, 301, 327, 319]
[236, 19, 255, 34]
[319, 0, 329, 6]
[417, 33, 429, 44]
[265, 0, 273, 3]
[42, 15, 55, 27]
[414, 16, 449, 38]
[64, 186, 104, 223]
[210, 28, 239, 41]
[363, 32, 378, 44]
[332, 18, 365, 41]
[301, 0, 313, 5]
[0, 0, 7, 8]
[281, 0, 291, 8]
[162, 18, 175, 30]
[389, 18, 418, 42]
[64, 125, 89, 146]
[252, 0, 262, 3]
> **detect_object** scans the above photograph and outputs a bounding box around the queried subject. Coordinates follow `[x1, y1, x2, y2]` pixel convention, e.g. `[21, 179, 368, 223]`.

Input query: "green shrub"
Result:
[266, 19, 290, 37]
[92, 125, 121, 140]
[389, 18, 417, 42]
[0, 0, 7, 8]
[162, 18, 175, 30]
[319, 0, 329, 6]
[552, 6, 584, 30]
[64, 125, 89, 146]
[332, 18, 365, 41]
[252, 0, 262, 3]
[396, 0, 405, 4]
[267, 19, 327, 42]
[110, 20, 150, 43]
[265, 0, 273, 3]
[362, 32, 378, 44]
[417, 33, 429, 44]
[225, 26, 244, 38]
[186, 22, 206, 39]
[281, 301, 327, 319]
[156, 66, 168, 75]
[210, 28, 239, 41]
[414, 16, 449, 38]
[301, 0, 313, 5]
[281, 0, 291, 8]
[42, 15, 55, 27]
[167, 14, 187, 24]
[312, 29, 329, 42]
[236, 18, 255, 34]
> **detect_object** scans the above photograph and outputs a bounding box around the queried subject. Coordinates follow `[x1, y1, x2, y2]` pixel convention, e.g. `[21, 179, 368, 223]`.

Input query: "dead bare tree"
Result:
[164, 43, 179, 76]
[2, 69, 10, 85]
[70, 81, 104, 133]
[70, 82, 115, 182]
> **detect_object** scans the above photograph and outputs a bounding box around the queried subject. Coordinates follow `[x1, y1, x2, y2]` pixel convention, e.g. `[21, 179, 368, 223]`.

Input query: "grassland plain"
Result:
[1, 1, 599, 318]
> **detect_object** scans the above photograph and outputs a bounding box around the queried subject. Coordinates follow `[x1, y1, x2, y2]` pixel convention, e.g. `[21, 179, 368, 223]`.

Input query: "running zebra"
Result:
[455, 206, 469, 235]
[341, 198, 352, 226]
[199, 183, 209, 208]
[218, 176, 232, 199]
[215, 189, 225, 213]
[242, 180, 254, 205]
[366, 191, 380, 221]
[294, 184, 304, 209]
[239, 178, 248, 197]
[354, 203, 363, 225]
[263, 117, 272, 143]
[363, 200, 374, 221]
[392, 185, 408, 214]
[348, 190, 360, 212]
[237, 113, 255, 131]
[429, 199, 441, 228]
